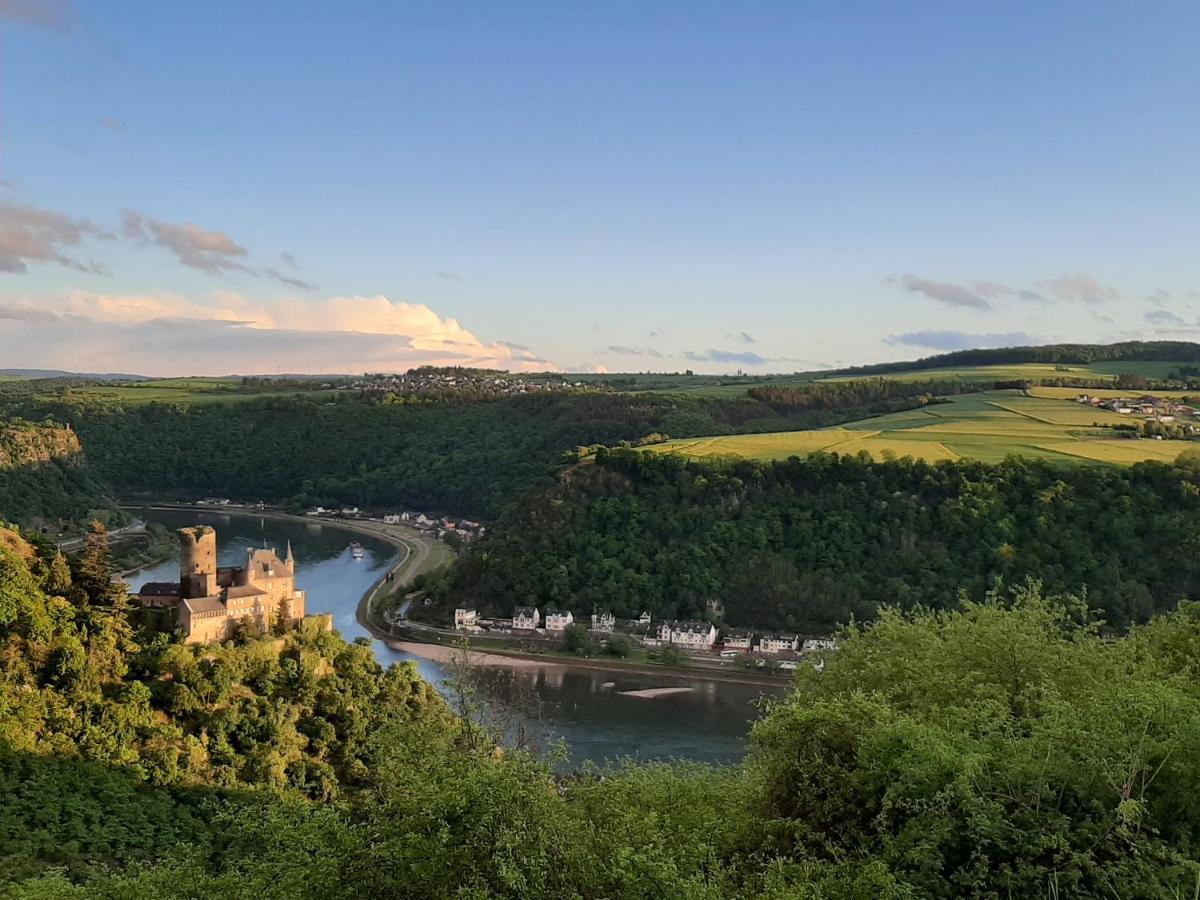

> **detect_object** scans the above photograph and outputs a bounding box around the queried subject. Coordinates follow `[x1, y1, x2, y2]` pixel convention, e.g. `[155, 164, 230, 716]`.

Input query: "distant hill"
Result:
[826, 341, 1200, 378]
[0, 368, 149, 381]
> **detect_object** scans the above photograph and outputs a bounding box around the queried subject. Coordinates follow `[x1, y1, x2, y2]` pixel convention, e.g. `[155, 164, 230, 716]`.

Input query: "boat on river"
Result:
[349, 541, 364, 559]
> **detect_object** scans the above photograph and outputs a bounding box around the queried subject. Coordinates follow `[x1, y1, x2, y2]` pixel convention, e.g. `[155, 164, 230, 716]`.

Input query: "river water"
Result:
[126, 507, 782, 766]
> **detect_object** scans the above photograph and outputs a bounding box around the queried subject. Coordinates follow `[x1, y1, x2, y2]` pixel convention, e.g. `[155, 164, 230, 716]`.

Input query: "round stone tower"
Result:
[179, 525, 217, 598]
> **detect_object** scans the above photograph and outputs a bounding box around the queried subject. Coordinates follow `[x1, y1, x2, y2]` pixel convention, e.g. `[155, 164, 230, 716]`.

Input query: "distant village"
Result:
[436, 605, 836, 671]
[352, 366, 594, 399]
[1076, 393, 1200, 433]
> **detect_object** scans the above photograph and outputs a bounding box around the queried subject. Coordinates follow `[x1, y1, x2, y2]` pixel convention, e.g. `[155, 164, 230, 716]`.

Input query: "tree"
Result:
[562, 623, 595, 657]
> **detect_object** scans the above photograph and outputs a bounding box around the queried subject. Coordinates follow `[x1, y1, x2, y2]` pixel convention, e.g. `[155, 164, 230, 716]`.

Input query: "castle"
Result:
[137, 526, 307, 644]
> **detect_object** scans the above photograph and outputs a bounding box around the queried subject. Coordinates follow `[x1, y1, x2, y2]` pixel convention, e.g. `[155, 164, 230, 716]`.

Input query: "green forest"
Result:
[8, 384, 965, 518]
[0, 421, 117, 529]
[426, 447, 1200, 633]
[3, 525, 1200, 897]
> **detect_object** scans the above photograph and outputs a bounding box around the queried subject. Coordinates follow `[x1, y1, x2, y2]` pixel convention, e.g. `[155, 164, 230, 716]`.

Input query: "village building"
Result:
[635, 611, 652, 627]
[513, 606, 541, 630]
[545, 608, 574, 631]
[661, 619, 718, 648]
[759, 634, 799, 653]
[722, 630, 753, 650]
[453, 608, 478, 630]
[135, 526, 306, 644]
[590, 609, 616, 632]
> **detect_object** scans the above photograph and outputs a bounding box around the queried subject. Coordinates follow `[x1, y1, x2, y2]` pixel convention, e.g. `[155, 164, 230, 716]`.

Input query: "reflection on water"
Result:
[129, 507, 781, 766]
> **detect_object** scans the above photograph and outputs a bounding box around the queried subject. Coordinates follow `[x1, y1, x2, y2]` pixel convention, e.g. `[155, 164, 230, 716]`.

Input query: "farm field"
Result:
[44, 379, 339, 406]
[647, 390, 1196, 466]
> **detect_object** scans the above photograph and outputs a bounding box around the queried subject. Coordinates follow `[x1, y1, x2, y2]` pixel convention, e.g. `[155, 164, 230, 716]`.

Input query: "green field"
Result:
[648, 390, 1196, 466]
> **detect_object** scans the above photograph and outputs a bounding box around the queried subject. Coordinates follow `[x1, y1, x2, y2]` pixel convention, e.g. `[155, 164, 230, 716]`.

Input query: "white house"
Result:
[801, 638, 838, 653]
[759, 634, 799, 654]
[513, 606, 540, 630]
[636, 611, 652, 627]
[723, 630, 753, 651]
[453, 608, 478, 630]
[665, 620, 718, 648]
[545, 609, 574, 631]
[590, 609, 616, 632]
[383, 514, 402, 524]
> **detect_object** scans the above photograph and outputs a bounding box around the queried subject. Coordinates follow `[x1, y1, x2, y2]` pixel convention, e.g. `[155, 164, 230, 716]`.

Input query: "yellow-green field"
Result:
[648, 390, 1196, 466]
[47, 378, 338, 406]
[1029, 385, 1200, 402]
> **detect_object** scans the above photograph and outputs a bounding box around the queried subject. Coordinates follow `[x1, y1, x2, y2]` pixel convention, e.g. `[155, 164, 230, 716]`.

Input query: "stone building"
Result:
[137, 525, 306, 644]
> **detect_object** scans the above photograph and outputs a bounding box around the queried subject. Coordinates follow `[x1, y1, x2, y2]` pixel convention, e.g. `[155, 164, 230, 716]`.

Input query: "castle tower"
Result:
[179, 526, 218, 598]
[284, 540, 295, 572]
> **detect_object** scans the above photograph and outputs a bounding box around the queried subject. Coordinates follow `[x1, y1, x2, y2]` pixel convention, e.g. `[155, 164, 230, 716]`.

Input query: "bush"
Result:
[605, 635, 633, 658]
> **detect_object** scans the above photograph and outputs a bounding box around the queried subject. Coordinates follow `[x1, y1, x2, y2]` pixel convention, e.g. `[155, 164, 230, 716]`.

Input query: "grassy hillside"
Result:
[819, 359, 1187, 384]
[650, 390, 1198, 465]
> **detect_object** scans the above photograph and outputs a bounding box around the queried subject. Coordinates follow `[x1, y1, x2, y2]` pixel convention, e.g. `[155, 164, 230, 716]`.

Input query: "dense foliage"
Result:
[8, 587, 1200, 897]
[13, 387, 943, 518]
[427, 448, 1200, 633]
[0, 523, 450, 881]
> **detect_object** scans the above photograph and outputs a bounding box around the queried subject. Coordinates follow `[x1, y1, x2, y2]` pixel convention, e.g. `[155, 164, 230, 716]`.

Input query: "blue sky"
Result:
[1, 1, 1198, 375]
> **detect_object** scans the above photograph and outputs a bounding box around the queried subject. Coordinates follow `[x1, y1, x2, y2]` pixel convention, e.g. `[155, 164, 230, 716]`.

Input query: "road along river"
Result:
[125, 505, 784, 767]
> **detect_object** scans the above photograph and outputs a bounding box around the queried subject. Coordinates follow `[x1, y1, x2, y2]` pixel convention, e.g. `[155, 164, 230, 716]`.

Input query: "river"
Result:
[125, 506, 783, 767]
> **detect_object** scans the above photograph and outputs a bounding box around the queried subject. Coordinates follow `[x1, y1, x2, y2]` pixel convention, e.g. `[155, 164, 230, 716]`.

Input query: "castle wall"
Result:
[179, 607, 233, 645]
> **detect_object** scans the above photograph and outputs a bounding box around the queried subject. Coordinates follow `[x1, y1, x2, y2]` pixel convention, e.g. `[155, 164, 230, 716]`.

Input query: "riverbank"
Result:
[388, 638, 789, 688]
[120, 502, 790, 689]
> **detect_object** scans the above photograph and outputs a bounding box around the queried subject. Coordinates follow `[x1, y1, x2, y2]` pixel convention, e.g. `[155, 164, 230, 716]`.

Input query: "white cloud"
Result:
[0, 291, 557, 376]
[885, 330, 1038, 352]
[896, 275, 993, 311]
[1041, 274, 1119, 305]
[0, 204, 110, 274]
[0, 0, 70, 31]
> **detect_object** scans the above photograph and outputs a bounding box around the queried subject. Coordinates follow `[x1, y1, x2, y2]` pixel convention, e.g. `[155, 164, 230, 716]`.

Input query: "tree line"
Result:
[826, 340, 1200, 376]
